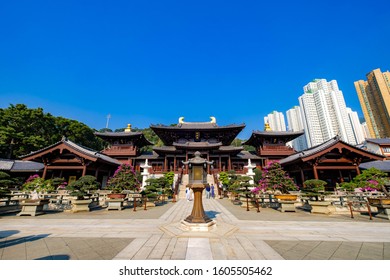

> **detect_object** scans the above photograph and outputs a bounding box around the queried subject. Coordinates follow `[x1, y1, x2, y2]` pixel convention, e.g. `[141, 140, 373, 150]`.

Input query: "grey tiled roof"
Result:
[0, 159, 44, 172]
[151, 122, 245, 130]
[0, 159, 14, 171]
[64, 139, 121, 165]
[11, 160, 44, 171]
[173, 141, 223, 148]
[234, 151, 262, 160]
[360, 160, 390, 172]
[135, 151, 161, 160]
[365, 138, 390, 145]
[280, 136, 384, 165]
[95, 131, 144, 137]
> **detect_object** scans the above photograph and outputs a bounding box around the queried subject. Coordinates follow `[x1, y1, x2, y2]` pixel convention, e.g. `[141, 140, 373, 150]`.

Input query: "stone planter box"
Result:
[17, 199, 49, 216]
[309, 200, 335, 214]
[367, 197, 390, 205]
[70, 199, 92, 213]
[106, 198, 125, 210]
[368, 197, 390, 220]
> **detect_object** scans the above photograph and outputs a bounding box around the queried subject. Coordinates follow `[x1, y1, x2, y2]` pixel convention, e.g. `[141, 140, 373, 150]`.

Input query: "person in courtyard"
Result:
[205, 183, 211, 199]
[210, 183, 215, 199]
[186, 186, 192, 201]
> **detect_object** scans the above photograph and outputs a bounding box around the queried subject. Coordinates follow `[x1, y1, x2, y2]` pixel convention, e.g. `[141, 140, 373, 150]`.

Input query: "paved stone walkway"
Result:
[1, 197, 390, 260]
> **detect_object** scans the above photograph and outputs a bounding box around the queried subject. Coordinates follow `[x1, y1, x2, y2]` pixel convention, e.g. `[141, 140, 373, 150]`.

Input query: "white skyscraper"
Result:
[299, 79, 358, 148]
[264, 111, 286, 131]
[286, 106, 307, 151]
[346, 107, 365, 144]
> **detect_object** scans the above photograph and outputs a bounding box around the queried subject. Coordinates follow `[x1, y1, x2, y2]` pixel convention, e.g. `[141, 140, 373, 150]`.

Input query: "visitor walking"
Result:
[186, 186, 192, 201]
[210, 183, 215, 199]
[205, 183, 211, 199]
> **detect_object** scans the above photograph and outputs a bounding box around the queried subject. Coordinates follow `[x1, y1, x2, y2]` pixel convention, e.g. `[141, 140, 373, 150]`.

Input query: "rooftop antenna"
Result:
[106, 114, 111, 129]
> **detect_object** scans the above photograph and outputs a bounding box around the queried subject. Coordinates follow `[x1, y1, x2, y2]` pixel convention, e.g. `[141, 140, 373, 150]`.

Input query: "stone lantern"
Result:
[182, 151, 214, 225]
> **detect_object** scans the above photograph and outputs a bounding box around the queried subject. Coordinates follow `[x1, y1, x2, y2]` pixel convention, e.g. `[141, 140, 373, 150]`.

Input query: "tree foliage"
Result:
[0, 104, 103, 159]
[252, 161, 298, 194]
[340, 168, 389, 196]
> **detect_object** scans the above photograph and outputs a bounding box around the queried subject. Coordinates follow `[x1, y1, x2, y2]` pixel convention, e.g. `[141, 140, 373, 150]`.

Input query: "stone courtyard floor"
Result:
[1, 197, 390, 260]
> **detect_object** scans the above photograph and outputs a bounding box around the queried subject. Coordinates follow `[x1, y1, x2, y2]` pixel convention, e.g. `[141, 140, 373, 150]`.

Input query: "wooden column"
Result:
[313, 164, 318, 179]
[82, 165, 87, 176]
[174, 156, 177, 171]
[300, 168, 305, 184]
[219, 156, 222, 171]
[228, 155, 232, 171]
[207, 153, 210, 174]
[356, 165, 361, 175]
[164, 156, 168, 172]
[42, 165, 48, 179]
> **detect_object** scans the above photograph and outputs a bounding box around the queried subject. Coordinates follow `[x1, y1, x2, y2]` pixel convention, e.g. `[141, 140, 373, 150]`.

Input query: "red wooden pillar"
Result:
[313, 164, 318, 179]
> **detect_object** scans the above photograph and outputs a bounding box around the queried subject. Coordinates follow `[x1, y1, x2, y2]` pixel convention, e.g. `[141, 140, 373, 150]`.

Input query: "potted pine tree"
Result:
[66, 175, 100, 212]
[302, 179, 333, 214]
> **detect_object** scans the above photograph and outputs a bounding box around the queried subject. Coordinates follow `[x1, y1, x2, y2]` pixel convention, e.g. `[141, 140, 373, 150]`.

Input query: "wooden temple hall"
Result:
[97, 117, 260, 174]
[19, 117, 386, 187]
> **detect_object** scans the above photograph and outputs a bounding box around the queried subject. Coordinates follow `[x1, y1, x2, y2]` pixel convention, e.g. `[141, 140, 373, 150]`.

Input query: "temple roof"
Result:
[365, 138, 390, 145]
[95, 131, 153, 147]
[20, 137, 121, 165]
[172, 141, 223, 149]
[0, 159, 44, 172]
[233, 151, 262, 160]
[150, 118, 245, 146]
[360, 160, 390, 172]
[280, 136, 385, 165]
[243, 130, 304, 147]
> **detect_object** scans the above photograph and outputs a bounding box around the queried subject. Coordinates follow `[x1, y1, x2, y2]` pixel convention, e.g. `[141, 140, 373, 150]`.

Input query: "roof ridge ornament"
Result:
[125, 124, 132, 132]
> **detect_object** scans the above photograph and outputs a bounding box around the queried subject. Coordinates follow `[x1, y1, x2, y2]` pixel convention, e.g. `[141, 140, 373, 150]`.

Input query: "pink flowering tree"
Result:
[106, 164, 141, 193]
[341, 167, 389, 196]
[251, 161, 298, 195]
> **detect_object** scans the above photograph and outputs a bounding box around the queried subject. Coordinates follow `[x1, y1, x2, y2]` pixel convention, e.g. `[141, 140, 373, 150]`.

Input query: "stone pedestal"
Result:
[17, 199, 49, 216]
[184, 183, 212, 224]
[70, 199, 92, 213]
[372, 204, 390, 220]
[309, 201, 334, 214]
[278, 200, 297, 212]
[106, 199, 125, 211]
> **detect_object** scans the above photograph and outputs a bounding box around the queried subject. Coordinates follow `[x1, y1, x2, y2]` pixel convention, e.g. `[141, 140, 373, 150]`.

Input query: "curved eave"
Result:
[150, 123, 245, 131]
[150, 123, 246, 145]
[173, 141, 223, 149]
[21, 138, 121, 166]
[95, 132, 154, 146]
[243, 130, 304, 146]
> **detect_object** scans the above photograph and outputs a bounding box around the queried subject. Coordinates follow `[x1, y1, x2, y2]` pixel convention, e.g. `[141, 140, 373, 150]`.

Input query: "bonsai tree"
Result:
[106, 164, 141, 194]
[22, 174, 56, 194]
[229, 175, 254, 209]
[0, 171, 14, 198]
[66, 175, 100, 199]
[143, 174, 173, 203]
[252, 161, 298, 194]
[302, 179, 328, 200]
[143, 177, 162, 202]
[341, 168, 389, 196]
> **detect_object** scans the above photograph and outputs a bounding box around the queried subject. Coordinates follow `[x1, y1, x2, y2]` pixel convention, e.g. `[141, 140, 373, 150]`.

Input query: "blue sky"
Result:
[1, 0, 389, 139]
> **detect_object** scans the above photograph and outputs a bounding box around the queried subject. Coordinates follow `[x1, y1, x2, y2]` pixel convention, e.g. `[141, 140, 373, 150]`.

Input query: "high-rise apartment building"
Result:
[354, 68, 390, 138]
[346, 107, 365, 144]
[264, 111, 286, 131]
[299, 79, 357, 148]
[286, 106, 307, 151]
